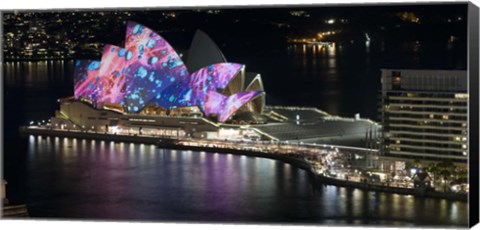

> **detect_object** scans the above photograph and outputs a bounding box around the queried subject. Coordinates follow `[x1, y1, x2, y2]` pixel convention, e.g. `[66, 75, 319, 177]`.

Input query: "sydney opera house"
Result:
[51, 21, 378, 146]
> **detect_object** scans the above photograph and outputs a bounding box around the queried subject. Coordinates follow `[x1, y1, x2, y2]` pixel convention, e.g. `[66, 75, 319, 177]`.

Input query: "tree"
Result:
[405, 159, 423, 175]
[425, 163, 440, 190]
[436, 160, 456, 192]
[413, 159, 423, 169]
[455, 168, 468, 180]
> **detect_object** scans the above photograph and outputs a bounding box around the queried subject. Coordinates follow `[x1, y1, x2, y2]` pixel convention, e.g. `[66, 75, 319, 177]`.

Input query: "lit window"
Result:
[442, 115, 449, 120]
[462, 144, 467, 149]
[454, 93, 468, 99]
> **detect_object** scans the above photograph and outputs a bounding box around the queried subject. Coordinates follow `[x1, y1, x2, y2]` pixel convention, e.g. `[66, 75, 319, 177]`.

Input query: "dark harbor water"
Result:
[3, 41, 468, 226]
[4, 137, 468, 226]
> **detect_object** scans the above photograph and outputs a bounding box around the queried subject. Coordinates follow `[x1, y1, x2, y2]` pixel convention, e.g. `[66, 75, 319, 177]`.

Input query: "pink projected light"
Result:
[189, 63, 243, 91]
[73, 21, 264, 122]
[204, 91, 228, 116]
[219, 91, 262, 122]
[95, 45, 129, 105]
[73, 59, 101, 101]
[205, 90, 262, 122]
[188, 63, 244, 111]
[123, 21, 189, 111]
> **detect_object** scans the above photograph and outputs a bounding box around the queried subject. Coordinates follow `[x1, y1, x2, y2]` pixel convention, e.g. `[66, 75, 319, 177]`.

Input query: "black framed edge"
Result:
[0, 10, 4, 219]
[0, 2, 476, 227]
[468, 2, 480, 228]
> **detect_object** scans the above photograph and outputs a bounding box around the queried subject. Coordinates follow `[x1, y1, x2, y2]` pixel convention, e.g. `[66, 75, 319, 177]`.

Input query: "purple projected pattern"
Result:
[123, 21, 189, 112]
[204, 91, 228, 116]
[189, 63, 243, 91]
[95, 45, 129, 105]
[73, 21, 263, 122]
[186, 63, 243, 109]
[205, 90, 262, 122]
[73, 59, 101, 102]
[220, 91, 262, 122]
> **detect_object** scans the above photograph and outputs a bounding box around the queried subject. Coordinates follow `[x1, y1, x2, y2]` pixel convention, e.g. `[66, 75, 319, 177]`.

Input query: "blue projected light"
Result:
[73, 21, 264, 122]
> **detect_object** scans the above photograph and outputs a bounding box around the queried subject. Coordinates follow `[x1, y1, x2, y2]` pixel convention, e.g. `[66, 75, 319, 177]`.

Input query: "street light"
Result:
[410, 168, 417, 176]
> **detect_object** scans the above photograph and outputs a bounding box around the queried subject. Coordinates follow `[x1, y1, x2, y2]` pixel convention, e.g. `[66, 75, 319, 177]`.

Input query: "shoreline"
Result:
[19, 126, 468, 202]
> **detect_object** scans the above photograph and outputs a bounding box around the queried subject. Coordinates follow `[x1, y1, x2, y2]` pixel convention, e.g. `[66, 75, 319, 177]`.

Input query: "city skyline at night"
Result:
[2, 3, 469, 120]
[1, 2, 477, 228]
[3, 4, 468, 60]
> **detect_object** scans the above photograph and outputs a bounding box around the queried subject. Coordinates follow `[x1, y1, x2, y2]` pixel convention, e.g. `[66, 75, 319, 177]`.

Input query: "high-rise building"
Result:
[379, 69, 468, 169]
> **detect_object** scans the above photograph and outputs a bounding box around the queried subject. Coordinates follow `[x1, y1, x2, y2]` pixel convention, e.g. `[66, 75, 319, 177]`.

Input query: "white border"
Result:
[1, 0, 478, 230]
[0, 0, 473, 10]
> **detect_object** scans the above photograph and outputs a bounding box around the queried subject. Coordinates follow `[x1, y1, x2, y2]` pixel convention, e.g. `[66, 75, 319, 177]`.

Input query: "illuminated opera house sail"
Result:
[53, 21, 377, 146]
[73, 21, 265, 123]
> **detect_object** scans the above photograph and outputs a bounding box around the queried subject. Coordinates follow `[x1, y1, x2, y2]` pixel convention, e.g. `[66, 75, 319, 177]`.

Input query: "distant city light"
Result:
[289, 10, 310, 17]
[365, 33, 371, 41]
[397, 11, 420, 24]
[326, 19, 335, 24]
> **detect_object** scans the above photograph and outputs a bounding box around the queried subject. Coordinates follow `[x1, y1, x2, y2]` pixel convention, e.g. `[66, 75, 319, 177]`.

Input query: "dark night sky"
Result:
[4, 3, 468, 54]
[2, 3, 469, 119]
[119, 4, 468, 51]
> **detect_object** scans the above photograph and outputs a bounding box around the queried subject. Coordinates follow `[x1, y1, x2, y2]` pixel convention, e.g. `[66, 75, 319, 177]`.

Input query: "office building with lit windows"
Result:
[379, 69, 468, 169]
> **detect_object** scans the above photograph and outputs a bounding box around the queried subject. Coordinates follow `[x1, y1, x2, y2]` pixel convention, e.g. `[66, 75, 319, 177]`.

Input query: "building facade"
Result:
[379, 69, 468, 171]
[72, 21, 266, 123]
[48, 20, 379, 149]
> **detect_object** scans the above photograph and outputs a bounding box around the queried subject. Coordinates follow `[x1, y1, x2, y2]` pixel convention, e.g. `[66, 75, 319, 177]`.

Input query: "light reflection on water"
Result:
[280, 40, 465, 118]
[14, 136, 468, 226]
[4, 60, 75, 87]
[4, 40, 468, 225]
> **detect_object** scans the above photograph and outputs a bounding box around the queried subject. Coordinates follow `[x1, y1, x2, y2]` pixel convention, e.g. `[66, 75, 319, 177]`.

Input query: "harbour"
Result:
[19, 125, 468, 202]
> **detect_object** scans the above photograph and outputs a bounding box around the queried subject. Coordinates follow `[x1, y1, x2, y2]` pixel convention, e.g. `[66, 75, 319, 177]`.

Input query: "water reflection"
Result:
[5, 41, 466, 132]
[282, 40, 466, 118]
[5, 42, 468, 224]
[23, 136, 465, 225]
[327, 43, 336, 57]
[4, 60, 75, 87]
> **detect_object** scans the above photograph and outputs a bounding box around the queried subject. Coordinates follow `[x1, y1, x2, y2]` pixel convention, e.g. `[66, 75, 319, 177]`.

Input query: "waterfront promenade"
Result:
[19, 125, 467, 201]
